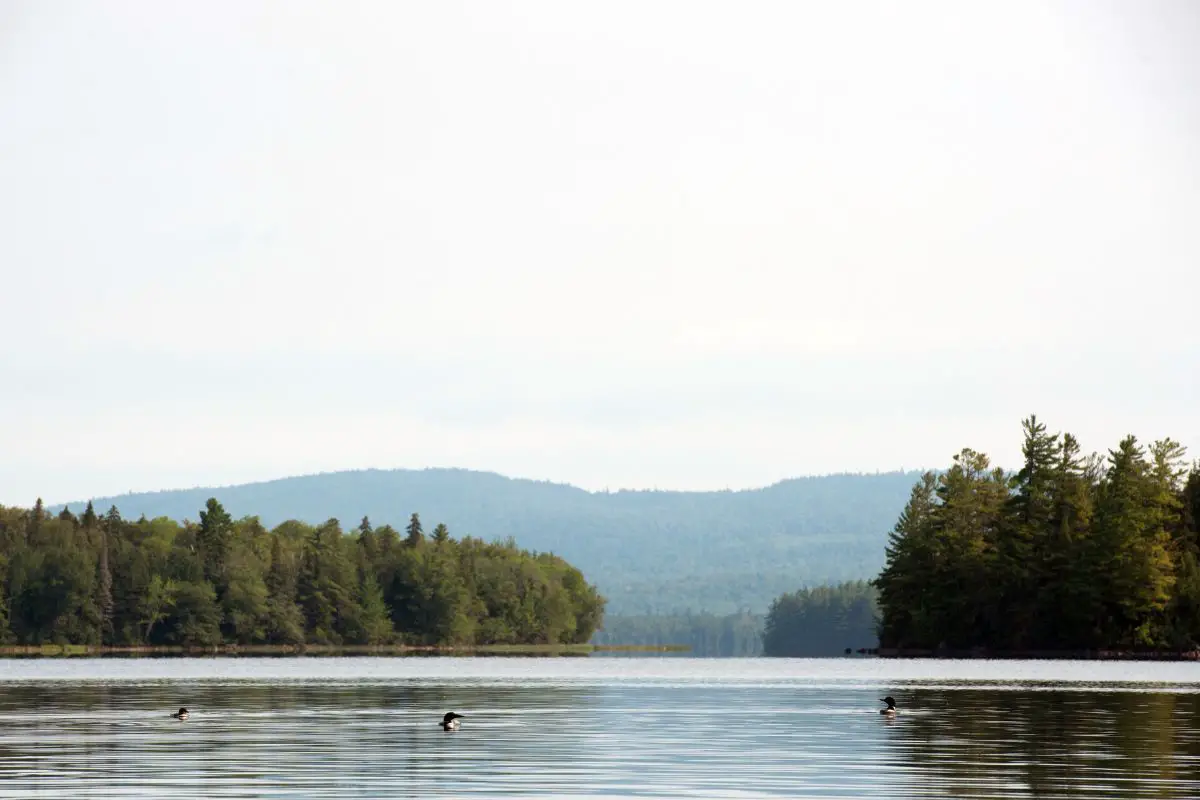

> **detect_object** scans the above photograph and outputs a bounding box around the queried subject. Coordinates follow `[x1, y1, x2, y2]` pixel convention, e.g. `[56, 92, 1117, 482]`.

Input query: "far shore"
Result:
[876, 647, 1200, 661]
[0, 643, 690, 658]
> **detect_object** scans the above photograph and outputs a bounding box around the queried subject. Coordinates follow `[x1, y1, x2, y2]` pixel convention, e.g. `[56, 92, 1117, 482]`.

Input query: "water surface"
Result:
[0, 656, 1197, 798]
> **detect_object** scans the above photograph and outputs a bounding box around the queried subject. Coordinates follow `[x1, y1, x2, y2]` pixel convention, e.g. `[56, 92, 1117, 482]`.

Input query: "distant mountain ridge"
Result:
[49, 468, 923, 615]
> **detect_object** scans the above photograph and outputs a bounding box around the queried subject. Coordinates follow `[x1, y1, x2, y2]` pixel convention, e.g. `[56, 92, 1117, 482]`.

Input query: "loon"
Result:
[442, 712, 464, 731]
[171, 707, 190, 720]
[879, 696, 897, 716]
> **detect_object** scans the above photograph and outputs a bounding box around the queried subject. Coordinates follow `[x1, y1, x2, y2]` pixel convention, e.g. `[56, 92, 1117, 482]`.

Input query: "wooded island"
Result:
[874, 417, 1200, 654]
[0, 500, 605, 648]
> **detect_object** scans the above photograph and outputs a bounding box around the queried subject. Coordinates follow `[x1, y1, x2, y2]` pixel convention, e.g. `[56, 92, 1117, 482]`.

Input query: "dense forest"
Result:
[875, 417, 1200, 652]
[0, 498, 605, 647]
[761, 580, 879, 656]
[49, 469, 919, 615]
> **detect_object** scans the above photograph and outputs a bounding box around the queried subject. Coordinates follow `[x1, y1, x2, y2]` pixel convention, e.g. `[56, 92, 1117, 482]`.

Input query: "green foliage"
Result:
[0, 499, 605, 649]
[49, 469, 922, 615]
[875, 417, 1200, 651]
[198, 498, 234, 587]
[762, 580, 878, 656]
[405, 513, 424, 547]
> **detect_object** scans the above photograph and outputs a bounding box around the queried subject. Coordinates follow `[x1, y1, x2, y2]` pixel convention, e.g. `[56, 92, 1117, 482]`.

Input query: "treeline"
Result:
[0, 498, 605, 647]
[59, 468, 921, 616]
[590, 612, 763, 656]
[875, 417, 1200, 652]
[761, 580, 878, 656]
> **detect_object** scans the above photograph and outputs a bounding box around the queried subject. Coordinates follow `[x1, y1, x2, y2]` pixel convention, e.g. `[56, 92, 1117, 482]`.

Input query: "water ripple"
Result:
[0, 658, 1197, 797]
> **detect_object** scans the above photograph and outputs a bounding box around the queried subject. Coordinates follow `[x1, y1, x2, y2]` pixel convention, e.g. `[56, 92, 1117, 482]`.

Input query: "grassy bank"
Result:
[0, 643, 691, 658]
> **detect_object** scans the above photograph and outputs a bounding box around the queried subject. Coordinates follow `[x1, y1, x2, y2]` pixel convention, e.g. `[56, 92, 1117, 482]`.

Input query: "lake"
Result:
[0, 656, 1197, 798]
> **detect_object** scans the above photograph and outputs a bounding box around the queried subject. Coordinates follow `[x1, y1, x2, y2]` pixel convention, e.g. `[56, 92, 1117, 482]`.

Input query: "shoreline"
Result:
[0, 643, 691, 658]
[875, 647, 1200, 661]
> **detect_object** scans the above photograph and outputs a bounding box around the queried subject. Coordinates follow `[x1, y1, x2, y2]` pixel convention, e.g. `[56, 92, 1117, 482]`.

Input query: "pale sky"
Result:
[2, 0, 1198, 506]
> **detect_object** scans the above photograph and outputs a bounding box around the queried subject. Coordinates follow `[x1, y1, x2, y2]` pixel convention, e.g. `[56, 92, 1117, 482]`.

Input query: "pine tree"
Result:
[29, 498, 46, 541]
[1182, 466, 1200, 548]
[405, 513, 424, 547]
[297, 519, 357, 643]
[1095, 436, 1176, 647]
[197, 498, 233, 586]
[96, 529, 114, 644]
[873, 472, 939, 648]
[1003, 415, 1062, 648]
[929, 449, 1009, 649]
[357, 515, 378, 566]
[265, 534, 305, 645]
[81, 501, 98, 531]
[102, 505, 122, 534]
[1043, 432, 1100, 648]
[357, 572, 393, 644]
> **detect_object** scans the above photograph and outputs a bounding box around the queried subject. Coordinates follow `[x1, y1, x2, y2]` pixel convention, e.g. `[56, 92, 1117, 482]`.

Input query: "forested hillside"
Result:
[0, 499, 604, 648]
[591, 611, 764, 656]
[49, 470, 919, 614]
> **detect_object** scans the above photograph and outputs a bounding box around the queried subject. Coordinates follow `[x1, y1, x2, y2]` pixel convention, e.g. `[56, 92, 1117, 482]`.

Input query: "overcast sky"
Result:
[2, 0, 1198, 506]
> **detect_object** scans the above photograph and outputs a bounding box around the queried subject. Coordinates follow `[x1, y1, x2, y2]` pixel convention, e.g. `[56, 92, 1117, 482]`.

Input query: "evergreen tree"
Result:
[1095, 436, 1175, 646]
[405, 513, 424, 547]
[297, 519, 358, 643]
[357, 516, 378, 566]
[265, 534, 305, 644]
[357, 572, 393, 644]
[102, 505, 122, 538]
[1182, 467, 1200, 546]
[96, 528, 114, 644]
[197, 498, 233, 586]
[1002, 415, 1062, 647]
[80, 500, 98, 531]
[29, 498, 46, 543]
[927, 448, 1008, 648]
[1042, 432, 1100, 648]
[873, 472, 938, 648]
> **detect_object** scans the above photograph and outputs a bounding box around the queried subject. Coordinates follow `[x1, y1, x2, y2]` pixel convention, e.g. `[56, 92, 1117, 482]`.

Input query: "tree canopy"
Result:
[0, 500, 605, 648]
[874, 416, 1200, 652]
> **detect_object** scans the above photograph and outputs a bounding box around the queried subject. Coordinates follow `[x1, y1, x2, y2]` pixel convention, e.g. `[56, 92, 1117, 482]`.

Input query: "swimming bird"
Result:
[442, 712, 464, 731]
[879, 696, 897, 716]
[171, 707, 189, 720]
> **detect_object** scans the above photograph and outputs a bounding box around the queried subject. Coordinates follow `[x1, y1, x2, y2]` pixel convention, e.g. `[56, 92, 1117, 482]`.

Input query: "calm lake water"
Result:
[0, 656, 1198, 798]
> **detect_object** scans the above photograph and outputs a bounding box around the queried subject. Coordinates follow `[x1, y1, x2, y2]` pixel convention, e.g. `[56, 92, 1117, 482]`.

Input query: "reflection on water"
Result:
[0, 657, 1197, 798]
[887, 688, 1200, 798]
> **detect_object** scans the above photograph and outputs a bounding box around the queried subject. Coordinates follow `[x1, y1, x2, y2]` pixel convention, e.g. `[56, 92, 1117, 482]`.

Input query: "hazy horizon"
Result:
[41, 463, 931, 509]
[3, 1, 1198, 507]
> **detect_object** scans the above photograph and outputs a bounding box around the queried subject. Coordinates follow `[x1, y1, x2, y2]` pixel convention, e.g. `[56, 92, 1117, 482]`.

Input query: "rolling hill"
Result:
[49, 468, 921, 615]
